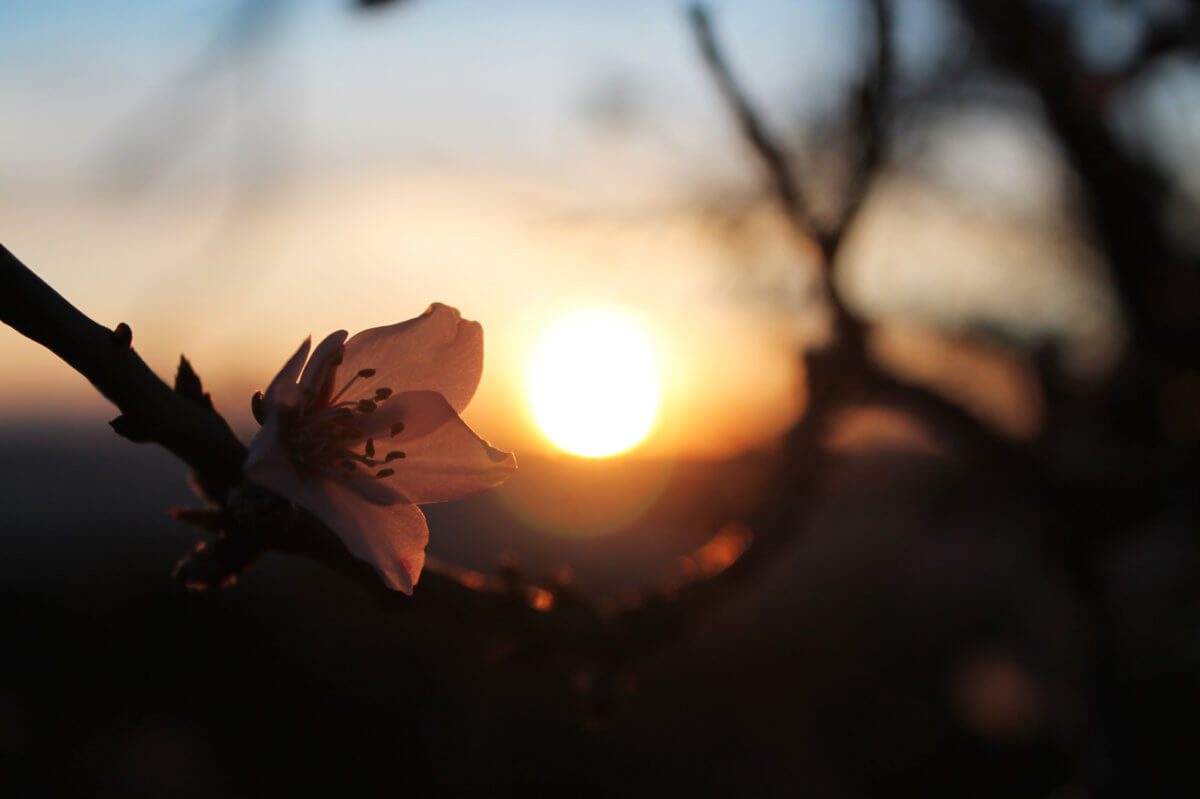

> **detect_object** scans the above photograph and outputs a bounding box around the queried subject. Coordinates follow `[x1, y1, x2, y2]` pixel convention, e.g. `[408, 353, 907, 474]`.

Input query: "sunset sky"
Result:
[0, 0, 1121, 458]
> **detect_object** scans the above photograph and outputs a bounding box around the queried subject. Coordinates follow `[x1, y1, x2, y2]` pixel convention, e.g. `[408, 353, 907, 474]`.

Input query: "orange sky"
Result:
[0, 1, 1124, 460]
[0, 168, 811, 458]
[0, 164, 1123, 460]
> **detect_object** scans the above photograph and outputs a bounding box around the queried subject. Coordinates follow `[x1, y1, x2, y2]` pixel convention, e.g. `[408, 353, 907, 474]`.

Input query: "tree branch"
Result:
[688, 4, 820, 250]
[0, 244, 247, 503]
[952, 0, 1200, 377]
[688, 0, 1027, 478]
[688, 1, 901, 353]
[837, 0, 893, 248]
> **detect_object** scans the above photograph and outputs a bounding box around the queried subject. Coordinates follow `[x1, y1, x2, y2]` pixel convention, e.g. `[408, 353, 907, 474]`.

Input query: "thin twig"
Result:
[688, 1, 898, 345]
[687, 0, 1025, 480]
[688, 4, 819, 248]
[836, 0, 893, 248]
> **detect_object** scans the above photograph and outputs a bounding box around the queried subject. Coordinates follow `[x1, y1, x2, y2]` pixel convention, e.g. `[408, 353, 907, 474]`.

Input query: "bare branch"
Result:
[688, 4, 819, 247]
[0, 244, 246, 503]
[837, 0, 894, 245]
[687, 1, 1028, 488]
[951, 0, 1200, 378]
[688, 1, 900, 352]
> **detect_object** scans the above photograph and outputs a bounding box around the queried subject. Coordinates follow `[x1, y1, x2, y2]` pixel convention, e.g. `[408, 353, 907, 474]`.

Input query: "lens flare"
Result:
[528, 309, 661, 458]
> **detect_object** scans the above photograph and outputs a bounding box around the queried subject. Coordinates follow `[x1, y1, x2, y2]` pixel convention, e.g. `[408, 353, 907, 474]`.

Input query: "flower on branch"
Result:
[244, 303, 516, 594]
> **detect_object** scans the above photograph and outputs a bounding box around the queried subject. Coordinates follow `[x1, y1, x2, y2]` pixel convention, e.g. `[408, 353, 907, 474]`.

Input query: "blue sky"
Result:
[0, 2, 821, 183]
[0, 0, 962, 190]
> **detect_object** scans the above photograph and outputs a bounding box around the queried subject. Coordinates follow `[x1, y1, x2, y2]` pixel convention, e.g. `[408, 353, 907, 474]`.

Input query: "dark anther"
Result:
[385, 450, 406, 461]
[375, 468, 395, 479]
[357, 368, 377, 378]
[365, 438, 375, 457]
[390, 422, 405, 436]
[357, 399, 377, 414]
[375, 387, 393, 401]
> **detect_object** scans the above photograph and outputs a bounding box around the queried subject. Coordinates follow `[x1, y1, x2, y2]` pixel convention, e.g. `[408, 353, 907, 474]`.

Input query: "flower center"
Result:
[281, 367, 407, 480]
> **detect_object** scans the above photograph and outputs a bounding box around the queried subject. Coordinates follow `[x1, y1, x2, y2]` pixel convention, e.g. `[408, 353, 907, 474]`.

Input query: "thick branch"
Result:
[952, 0, 1200, 374]
[0, 245, 247, 502]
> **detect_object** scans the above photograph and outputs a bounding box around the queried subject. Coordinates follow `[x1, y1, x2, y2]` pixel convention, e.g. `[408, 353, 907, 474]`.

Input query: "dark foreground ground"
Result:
[2, 424, 1197, 797]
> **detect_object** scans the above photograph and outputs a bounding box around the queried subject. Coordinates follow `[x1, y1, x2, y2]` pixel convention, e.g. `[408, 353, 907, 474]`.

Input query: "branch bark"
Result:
[0, 244, 247, 503]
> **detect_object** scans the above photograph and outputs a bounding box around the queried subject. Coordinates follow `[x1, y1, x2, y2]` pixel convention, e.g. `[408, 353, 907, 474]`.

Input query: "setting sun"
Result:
[528, 309, 662, 458]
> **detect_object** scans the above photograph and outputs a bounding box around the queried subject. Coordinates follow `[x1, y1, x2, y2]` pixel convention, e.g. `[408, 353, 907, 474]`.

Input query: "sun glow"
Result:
[528, 309, 662, 458]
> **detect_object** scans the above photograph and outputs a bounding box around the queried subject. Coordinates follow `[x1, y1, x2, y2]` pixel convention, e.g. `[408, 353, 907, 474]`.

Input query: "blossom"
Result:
[244, 303, 516, 594]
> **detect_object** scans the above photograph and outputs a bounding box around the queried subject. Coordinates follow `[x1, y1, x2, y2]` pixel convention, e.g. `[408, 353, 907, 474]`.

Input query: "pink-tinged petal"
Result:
[298, 330, 348, 410]
[244, 414, 427, 593]
[338, 303, 483, 413]
[244, 412, 320, 512]
[339, 466, 405, 506]
[361, 390, 517, 504]
[264, 337, 311, 412]
[296, 479, 428, 594]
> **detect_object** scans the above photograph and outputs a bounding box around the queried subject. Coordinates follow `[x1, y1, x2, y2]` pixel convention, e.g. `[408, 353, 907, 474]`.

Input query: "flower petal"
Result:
[244, 413, 427, 594]
[361, 390, 517, 504]
[338, 303, 483, 413]
[340, 466, 405, 506]
[298, 329, 348, 410]
[264, 337, 311, 412]
[244, 412, 313, 508]
[300, 479, 428, 594]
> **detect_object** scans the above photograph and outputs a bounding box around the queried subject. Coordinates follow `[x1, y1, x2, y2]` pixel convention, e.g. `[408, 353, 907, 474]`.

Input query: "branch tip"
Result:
[111, 322, 132, 348]
[175, 355, 213, 409]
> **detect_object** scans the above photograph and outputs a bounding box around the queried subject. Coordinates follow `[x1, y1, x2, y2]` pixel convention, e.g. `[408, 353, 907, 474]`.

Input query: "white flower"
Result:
[244, 303, 516, 594]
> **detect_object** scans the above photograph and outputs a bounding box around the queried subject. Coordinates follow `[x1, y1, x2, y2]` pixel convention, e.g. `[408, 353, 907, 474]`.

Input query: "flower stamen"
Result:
[329, 366, 378, 405]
